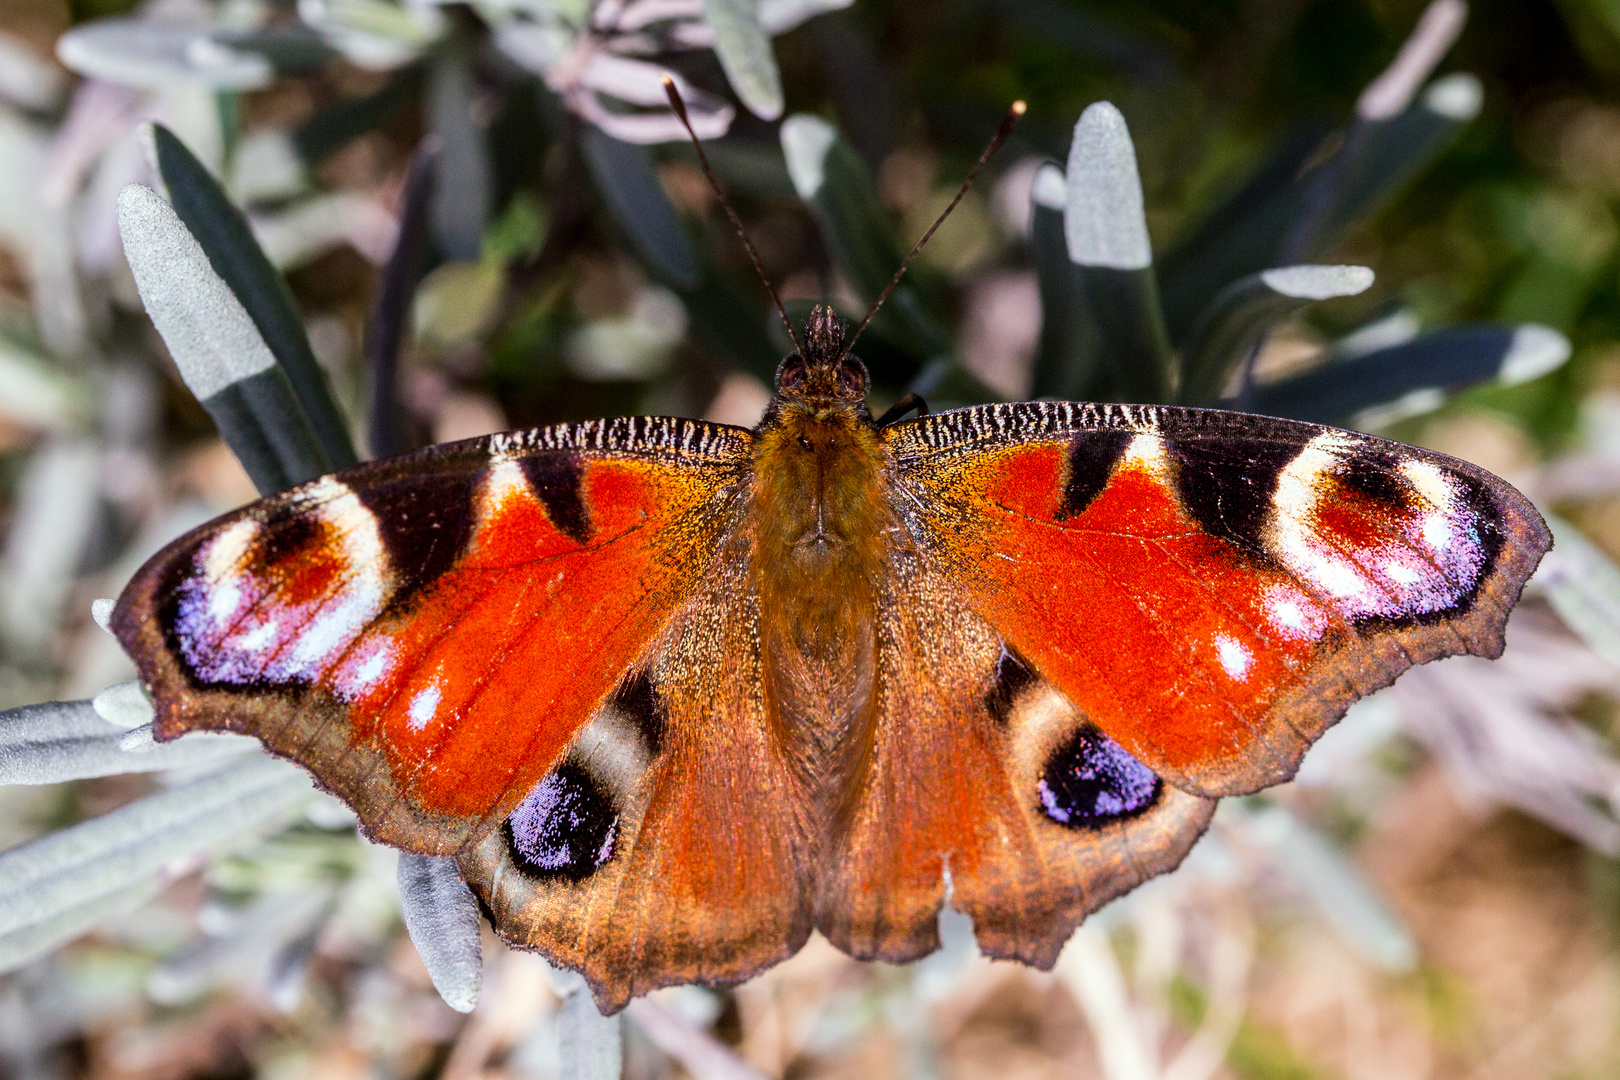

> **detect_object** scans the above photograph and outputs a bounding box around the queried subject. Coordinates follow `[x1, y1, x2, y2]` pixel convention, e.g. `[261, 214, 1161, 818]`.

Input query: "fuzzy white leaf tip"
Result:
[90, 598, 115, 633]
[1031, 162, 1066, 210]
[1260, 264, 1375, 300]
[397, 853, 482, 1013]
[1065, 102, 1152, 270]
[1356, 0, 1467, 121]
[92, 680, 153, 730]
[1424, 72, 1482, 121]
[1500, 323, 1570, 384]
[115, 184, 278, 401]
[780, 114, 837, 200]
[703, 0, 784, 120]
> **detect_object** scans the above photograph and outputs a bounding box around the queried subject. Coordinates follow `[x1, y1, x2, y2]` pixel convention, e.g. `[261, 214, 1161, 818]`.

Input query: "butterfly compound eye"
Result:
[836, 357, 869, 399]
[776, 354, 808, 393]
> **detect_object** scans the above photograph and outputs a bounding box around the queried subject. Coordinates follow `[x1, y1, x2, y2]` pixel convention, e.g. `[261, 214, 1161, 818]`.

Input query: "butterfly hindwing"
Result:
[112, 417, 753, 852]
[886, 402, 1549, 798]
[456, 529, 816, 1012]
[815, 550, 1214, 968]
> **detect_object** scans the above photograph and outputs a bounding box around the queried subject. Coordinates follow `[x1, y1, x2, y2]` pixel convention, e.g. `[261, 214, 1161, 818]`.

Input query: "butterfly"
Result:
[108, 94, 1549, 1013]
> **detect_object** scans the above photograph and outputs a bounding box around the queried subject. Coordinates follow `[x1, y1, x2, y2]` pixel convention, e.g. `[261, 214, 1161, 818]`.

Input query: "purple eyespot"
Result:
[1038, 725, 1160, 828]
[504, 762, 618, 881]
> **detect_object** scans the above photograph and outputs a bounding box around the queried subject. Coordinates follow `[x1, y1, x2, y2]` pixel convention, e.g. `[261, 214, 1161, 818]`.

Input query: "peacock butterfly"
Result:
[109, 96, 1549, 1013]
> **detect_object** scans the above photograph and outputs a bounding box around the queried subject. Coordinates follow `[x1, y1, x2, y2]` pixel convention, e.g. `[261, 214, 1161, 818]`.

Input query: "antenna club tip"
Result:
[661, 75, 675, 88]
[1011, 100, 1027, 115]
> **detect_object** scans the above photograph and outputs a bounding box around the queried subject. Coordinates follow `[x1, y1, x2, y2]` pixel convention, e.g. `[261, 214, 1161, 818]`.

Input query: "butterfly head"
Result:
[774, 305, 869, 408]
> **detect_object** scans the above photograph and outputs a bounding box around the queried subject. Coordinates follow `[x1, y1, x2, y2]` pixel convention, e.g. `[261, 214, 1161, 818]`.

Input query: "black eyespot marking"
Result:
[1166, 435, 1308, 554]
[255, 512, 320, 566]
[504, 762, 619, 881]
[1038, 725, 1161, 829]
[1333, 448, 1410, 507]
[1058, 431, 1133, 519]
[519, 454, 591, 545]
[984, 646, 1038, 726]
[356, 472, 479, 604]
[608, 670, 665, 757]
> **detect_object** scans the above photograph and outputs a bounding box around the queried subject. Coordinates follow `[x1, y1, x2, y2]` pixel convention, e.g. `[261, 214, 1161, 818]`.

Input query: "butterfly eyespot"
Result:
[503, 762, 619, 881]
[1037, 725, 1161, 829]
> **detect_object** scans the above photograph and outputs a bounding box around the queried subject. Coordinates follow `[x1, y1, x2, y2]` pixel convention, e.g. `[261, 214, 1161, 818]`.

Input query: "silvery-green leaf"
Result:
[1029, 162, 1101, 400]
[229, 129, 308, 205]
[1224, 801, 1416, 971]
[625, 997, 767, 1080]
[1065, 102, 1151, 271]
[291, 65, 425, 167]
[56, 19, 273, 89]
[1179, 264, 1373, 406]
[0, 877, 164, 974]
[756, 0, 853, 33]
[0, 440, 100, 657]
[0, 110, 89, 359]
[581, 127, 699, 289]
[0, 699, 254, 784]
[554, 971, 624, 1080]
[0, 338, 85, 435]
[702, 0, 783, 121]
[0, 32, 66, 111]
[1249, 322, 1569, 426]
[1064, 103, 1174, 402]
[1537, 513, 1620, 672]
[0, 757, 312, 940]
[368, 144, 435, 459]
[149, 125, 358, 470]
[117, 183, 330, 494]
[296, 0, 446, 69]
[428, 48, 490, 262]
[397, 854, 482, 1013]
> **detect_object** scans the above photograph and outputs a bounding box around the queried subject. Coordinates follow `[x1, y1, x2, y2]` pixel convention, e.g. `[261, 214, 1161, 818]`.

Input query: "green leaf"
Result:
[428, 47, 491, 263]
[582, 128, 700, 289]
[1178, 265, 1373, 407]
[1249, 323, 1568, 425]
[116, 183, 331, 495]
[1029, 163, 1101, 400]
[148, 124, 358, 472]
[780, 113, 950, 364]
[1065, 103, 1175, 403]
[703, 0, 784, 121]
[1158, 74, 1480, 340]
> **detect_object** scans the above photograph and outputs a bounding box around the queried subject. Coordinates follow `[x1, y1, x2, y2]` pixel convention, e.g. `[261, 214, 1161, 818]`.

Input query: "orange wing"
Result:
[113, 417, 755, 852]
[884, 402, 1549, 798]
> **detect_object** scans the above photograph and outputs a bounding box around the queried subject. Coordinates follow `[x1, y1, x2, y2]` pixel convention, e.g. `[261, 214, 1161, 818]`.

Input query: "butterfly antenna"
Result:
[840, 100, 1026, 360]
[663, 77, 804, 357]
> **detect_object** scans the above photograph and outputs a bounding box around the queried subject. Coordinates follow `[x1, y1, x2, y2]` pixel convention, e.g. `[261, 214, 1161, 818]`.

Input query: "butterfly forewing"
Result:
[112, 417, 754, 852]
[885, 402, 1550, 799]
